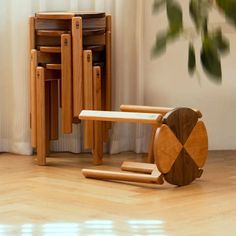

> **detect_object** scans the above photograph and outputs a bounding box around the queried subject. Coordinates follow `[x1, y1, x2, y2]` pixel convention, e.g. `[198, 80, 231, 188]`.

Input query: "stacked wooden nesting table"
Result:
[29, 12, 112, 165]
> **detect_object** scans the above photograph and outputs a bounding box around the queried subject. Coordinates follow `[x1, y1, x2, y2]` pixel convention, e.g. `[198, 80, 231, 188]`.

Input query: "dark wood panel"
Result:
[164, 149, 201, 186]
[163, 108, 198, 144]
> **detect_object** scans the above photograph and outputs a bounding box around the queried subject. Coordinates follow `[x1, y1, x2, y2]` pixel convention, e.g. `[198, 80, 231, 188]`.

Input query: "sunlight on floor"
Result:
[0, 220, 166, 236]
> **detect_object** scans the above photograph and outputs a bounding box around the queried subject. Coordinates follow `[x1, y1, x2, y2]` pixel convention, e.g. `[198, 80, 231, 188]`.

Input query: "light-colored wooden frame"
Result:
[105, 15, 112, 132]
[50, 80, 59, 140]
[120, 105, 202, 163]
[61, 34, 72, 133]
[120, 105, 202, 118]
[30, 12, 112, 165]
[80, 106, 208, 186]
[79, 109, 163, 164]
[93, 66, 103, 165]
[30, 49, 37, 148]
[72, 17, 83, 119]
[36, 67, 46, 165]
[82, 161, 164, 184]
[83, 50, 94, 149]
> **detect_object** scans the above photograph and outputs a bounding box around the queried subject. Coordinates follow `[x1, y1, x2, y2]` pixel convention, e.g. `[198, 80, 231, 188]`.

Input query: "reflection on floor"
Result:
[0, 151, 235, 236]
[0, 220, 166, 236]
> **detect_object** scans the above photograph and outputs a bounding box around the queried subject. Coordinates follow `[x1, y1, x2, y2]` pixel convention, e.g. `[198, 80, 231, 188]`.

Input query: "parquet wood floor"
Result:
[0, 151, 235, 235]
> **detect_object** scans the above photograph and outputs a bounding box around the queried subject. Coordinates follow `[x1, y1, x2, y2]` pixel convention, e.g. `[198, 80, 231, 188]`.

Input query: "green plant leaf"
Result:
[166, 0, 183, 35]
[153, 0, 166, 13]
[212, 29, 230, 54]
[216, 0, 236, 25]
[189, 0, 201, 31]
[200, 37, 222, 82]
[189, 0, 211, 32]
[152, 32, 168, 57]
[188, 43, 196, 75]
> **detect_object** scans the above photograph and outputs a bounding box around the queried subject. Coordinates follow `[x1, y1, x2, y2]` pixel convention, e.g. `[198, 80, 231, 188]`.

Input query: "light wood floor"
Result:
[0, 151, 235, 236]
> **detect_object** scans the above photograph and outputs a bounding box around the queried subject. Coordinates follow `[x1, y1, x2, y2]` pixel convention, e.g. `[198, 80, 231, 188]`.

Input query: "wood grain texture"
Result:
[105, 15, 112, 133]
[36, 36, 61, 46]
[84, 45, 105, 52]
[35, 19, 71, 30]
[36, 30, 70, 37]
[154, 124, 183, 174]
[154, 108, 208, 185]
[83, 34, 105, 46]
[29, 17, 35, 130]
[82, 169, 163, 184]
[36, 67, 46, 165]
[164, 149, 201, 186]
[75, 12, 106, 19]
[50, 80, 59, 140]
[121, 162, 156, 174]
[120, 105, 202, 118]
[37, 52, 61, 65]
[0, 151, 235, 235]
[93, 66, 103, 165]
[35, 12, 76, 19]
[44, 70, 61, 81]
[72, 17, 83, 118]
[79, 111, 163, 125]
[45, 82, 50, 155]
[35, 12, 106, 20]
[163, 108, 198, 144]
[29, 16, 35, 50]
[61, 34, 72, 133]
[30, 50, 37, 148]
[39, 46, 61, 53]
[184, 121, 208, 168]
[83, 50, 94, 149]
[46, 64, 61, 70]
[147, 126, 158, 163]
[105, 15, 112, 131]
[83, 28, 106, 36]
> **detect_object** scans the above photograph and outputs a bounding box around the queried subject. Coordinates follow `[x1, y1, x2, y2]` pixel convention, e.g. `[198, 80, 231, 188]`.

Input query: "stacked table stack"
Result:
[29, 12, 112, 165]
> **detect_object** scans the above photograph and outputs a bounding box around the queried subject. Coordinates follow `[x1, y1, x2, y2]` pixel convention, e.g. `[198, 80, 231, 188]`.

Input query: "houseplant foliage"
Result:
[152, 0, 236, 83]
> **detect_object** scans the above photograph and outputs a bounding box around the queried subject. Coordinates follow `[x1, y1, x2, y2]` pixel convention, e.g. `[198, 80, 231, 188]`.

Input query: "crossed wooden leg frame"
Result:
[79, 106, 208, 187]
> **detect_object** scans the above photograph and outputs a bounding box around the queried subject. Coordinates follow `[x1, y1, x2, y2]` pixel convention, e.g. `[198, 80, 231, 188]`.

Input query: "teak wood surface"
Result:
[79, 111, 163, 125]
[72, 17, 83, 118]
[49, 80, 59, 140]
[30, 50, 37, 148]
[0, 151, 235, 235]
[93, 66, 103, 165]
[29, 12, 112, 165]
[36, 67, 46, 166]
[61, 34, 72, 134]
[83, 50, 94, 149]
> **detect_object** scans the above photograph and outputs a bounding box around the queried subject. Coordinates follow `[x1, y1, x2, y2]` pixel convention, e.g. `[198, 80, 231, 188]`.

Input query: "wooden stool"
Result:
[29, 12, 112, 165]
[80, 107, 208, 186]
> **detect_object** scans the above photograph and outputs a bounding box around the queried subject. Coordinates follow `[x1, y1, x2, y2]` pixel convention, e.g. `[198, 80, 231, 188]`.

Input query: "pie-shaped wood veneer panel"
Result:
[154, 124, 183, 174]
[163, 108, 199, 144]
[184, 121, 208, 168]
[164, 149, 201, 186]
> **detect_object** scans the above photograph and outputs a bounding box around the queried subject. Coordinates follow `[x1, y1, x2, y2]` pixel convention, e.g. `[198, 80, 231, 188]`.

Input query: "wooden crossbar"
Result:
[79, 110, 163, 125]
[120, 105, 202, 118]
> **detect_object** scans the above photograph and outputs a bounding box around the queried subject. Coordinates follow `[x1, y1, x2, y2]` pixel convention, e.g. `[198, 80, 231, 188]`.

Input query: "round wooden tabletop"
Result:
[154, 108, 208, 186]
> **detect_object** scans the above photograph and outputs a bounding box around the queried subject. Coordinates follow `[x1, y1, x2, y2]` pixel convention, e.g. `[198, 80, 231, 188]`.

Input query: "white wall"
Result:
[143, 0, 236, 150]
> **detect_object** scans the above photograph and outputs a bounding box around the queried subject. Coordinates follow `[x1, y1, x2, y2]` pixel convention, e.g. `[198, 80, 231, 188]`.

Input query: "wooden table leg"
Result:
[147, 126, 158, 163]
[72, 17, 83, 119]
[105, 15, 112, 131]
[29, 16, 35, 131]
[36, 67, 46, 165]
[61, 34, 72, 134]
[83, 50, 94, 149]
[93, 66, 103, 165]
[50, 80, 59, 140]
[30, 49, 37, 148]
